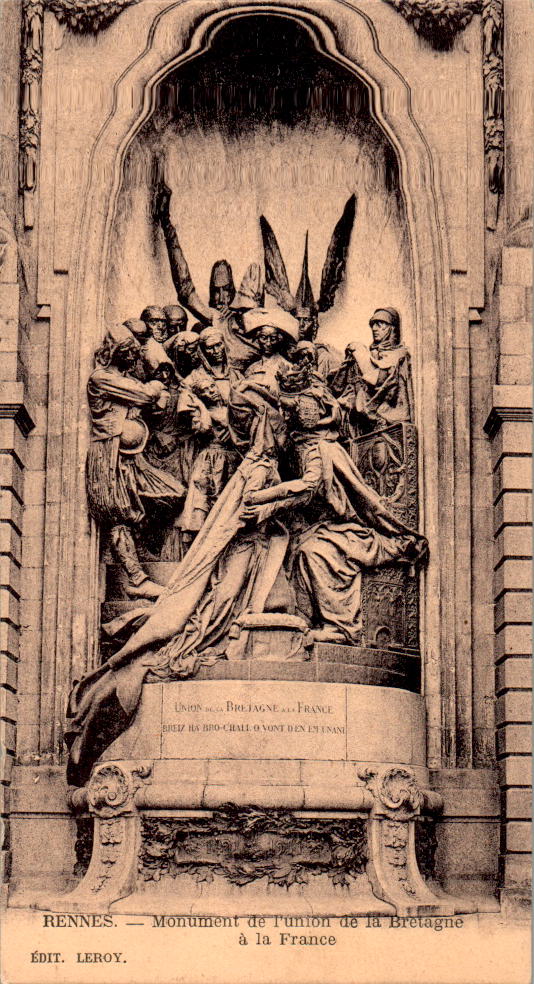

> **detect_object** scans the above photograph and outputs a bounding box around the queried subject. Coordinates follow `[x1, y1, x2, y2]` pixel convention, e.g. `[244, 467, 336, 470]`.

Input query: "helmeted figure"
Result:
[154, 182, 262, 372]
[330, 307, 414, 437]
[86, 324, 185, 599]
[259, 196, 356, 383]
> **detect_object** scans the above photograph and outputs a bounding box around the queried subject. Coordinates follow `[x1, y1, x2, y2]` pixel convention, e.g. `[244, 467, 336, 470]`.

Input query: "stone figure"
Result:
[140, 305, 168, 343]
[259, 196, 355, 379]
[175, 327, 241, 549]
[330, 308, 414, 437]
[240, 307, 299, 396]
[294, 233, 342, 383]
[154, 182, 261, 372]
[123, 317, 171, 383]
[68, 311, 427, 783]
[165, 329, 202, 378]
[85, 324, 185, 600]
[163, 303, 188, 343]
[241, 359, 426, 643]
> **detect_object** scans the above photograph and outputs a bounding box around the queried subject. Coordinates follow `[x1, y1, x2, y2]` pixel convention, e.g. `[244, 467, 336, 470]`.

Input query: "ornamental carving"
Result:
[47, 0, 139, 33]
[482, 0, 504, 228]
[359, 767, 424, 819]
[381, 0, 481, 50]
[19, 0, 138, 227]
[139, 807, 368, 889]
[86, 764, 131, 818]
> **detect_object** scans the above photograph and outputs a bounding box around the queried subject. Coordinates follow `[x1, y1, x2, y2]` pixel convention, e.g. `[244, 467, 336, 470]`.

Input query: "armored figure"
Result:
[85, 324, 185, 599]
[331, 308, 414, 437]
[155, 182, 262, 372]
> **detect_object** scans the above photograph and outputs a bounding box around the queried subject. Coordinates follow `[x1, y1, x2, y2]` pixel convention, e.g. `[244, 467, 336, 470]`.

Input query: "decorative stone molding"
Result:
[357, 767, 453, 915]
[20, 0, 43, 228]
[47, 0, 139, 33]
[382, 0, 481, 50]
[0, 383, 36, 438]
[382, 0, 503, 225]
[54, 762, 153, 910]
[19, 0, 137, 227]
[483, 386, 533, 439]
[482, 0, 504, 229]
[53, 764, 465, 914]
[139, 808, 368, 890]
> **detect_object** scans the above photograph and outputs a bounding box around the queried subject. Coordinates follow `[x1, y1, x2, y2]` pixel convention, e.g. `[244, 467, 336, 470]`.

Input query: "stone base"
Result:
[8, 686, 497, 917]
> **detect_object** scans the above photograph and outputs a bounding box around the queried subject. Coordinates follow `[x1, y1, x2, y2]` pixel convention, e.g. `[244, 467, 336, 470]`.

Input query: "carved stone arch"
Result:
[55, 0, 453, 769]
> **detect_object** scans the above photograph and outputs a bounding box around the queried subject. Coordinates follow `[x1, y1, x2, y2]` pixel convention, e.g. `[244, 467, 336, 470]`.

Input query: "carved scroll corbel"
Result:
[358, 767, 459, 916]
[42, 762, 152, 912]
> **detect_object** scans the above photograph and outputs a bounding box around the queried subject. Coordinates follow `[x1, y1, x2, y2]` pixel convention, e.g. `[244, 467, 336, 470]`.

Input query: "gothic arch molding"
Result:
[56, 0, 453, 769]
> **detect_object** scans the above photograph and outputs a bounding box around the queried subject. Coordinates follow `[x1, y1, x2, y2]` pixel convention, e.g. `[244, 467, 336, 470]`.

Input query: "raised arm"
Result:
[154, 183, 212, 326]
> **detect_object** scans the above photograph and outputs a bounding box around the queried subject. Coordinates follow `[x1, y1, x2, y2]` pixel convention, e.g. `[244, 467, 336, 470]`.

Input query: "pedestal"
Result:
[35, 679, 478, 916]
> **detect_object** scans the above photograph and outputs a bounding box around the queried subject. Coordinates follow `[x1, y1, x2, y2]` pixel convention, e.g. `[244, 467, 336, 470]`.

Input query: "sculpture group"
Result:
[66, 183, 427, 785]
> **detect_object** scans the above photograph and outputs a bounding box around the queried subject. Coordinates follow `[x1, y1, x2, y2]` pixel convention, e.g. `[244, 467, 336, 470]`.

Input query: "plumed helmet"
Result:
[242, 306, 299, 342]
[209, 260, 235, 306]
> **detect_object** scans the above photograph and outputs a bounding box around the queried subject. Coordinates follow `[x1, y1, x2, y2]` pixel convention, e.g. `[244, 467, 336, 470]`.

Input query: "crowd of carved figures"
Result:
[69, 184, 426, 783]
[88, 186, 417, 601]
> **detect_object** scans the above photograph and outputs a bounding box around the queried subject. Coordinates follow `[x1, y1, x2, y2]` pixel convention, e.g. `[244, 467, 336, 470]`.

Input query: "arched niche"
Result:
[106, 14, 414, 356]
[59, 1, 453, 769]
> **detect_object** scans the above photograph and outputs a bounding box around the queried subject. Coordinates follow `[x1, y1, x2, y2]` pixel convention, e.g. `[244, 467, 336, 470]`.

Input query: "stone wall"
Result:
[484, 0, 533, 911]
[0, 0, 531, 909]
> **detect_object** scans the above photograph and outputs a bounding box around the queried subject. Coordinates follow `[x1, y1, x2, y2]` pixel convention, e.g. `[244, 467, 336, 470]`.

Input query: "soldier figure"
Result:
[330, 308, 414, 436]
[86, 324, 185, 598]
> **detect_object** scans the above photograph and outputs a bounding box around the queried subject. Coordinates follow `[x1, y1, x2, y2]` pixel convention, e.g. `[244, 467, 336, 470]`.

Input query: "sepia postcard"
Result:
[0, 0, 532, 982]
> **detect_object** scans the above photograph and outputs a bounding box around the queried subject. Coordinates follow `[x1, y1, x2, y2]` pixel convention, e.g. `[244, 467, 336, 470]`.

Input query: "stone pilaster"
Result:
[0, 385, 35, 886]
[0, 0, 35, 886]
[485, 383, 532, 909]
